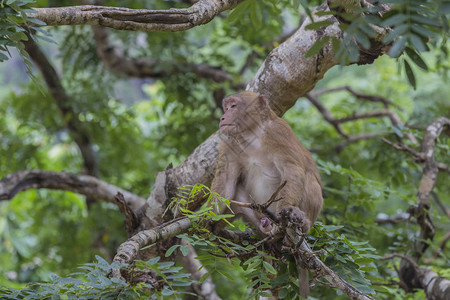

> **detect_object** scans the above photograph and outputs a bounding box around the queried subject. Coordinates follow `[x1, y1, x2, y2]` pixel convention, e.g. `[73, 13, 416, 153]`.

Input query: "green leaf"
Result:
[165, 245, 180, 257]
[217, 269, 235, 281]
[227, 1, 250, 24]
[383, 24, 408, 44]
[0, 52, 9, 61]
[404, 59, 416, 89]
[27, 17, 46, 26]
[199, 272, 210, 283]
[405, 47, 428, 71]
[410, 15, 440, 27]
[278, 288, 288, 298]
[440, 3, 450, 14]
[411, 24, 435, 38]
[409, 34, 426, 52]
[249, 0, 262, 28]
[305, 20, 333, 30]
[148, 257, 160, 264]
[180, 245, 189, 256]
[263, 261, 277, 275]
[388, 36, 407, 57]
[355, 32, 370, 49]
[322, 224, 344, 231]
[166, 273, 191, 280]
[161, 288, 174, 296]
[305, 36, 330, 58]
[172, 281, 193, 287]
[381, 14, 407, 27]
[158, 262, 175, 269]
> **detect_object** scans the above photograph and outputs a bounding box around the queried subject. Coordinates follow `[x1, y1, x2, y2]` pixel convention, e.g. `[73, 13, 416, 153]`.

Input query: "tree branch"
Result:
[111, 217, 192, 279]
[0, 170, 145, 210]
[29, 0, 244, 31]
[23, 34, 99, 196]
[383, 117, 450, 292]
[91, 25, 243, 87]
[311, 85, 401, 109]
[178, 240, 222, 300]
[246, 2, 390, 115]
[381, 254, 450, 299]
[305, 89, 415, 152]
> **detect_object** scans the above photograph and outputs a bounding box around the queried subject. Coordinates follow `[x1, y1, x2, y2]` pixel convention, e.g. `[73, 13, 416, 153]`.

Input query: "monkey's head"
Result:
[219, 91, 273, 137]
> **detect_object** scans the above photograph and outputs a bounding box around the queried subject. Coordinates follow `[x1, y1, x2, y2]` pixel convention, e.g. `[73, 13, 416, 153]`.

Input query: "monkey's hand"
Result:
[278, 206, 308, 233]
[259, 217, 273, 234]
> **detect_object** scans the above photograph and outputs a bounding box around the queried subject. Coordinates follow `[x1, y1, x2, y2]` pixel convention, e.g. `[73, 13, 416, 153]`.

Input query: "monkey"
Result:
[211, 91, 323, 298]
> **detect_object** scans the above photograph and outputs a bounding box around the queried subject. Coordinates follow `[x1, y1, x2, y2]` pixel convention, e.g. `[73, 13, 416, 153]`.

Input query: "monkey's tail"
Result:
[298, 267, 309, 298]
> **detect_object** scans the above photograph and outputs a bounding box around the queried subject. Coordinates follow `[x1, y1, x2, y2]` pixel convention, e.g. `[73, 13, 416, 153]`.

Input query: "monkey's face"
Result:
[220, 93, 265, 137]
[219, 96, 242, 136]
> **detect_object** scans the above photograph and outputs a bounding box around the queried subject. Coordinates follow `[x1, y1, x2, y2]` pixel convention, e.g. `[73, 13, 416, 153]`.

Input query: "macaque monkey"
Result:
[211, 91, 323, 297]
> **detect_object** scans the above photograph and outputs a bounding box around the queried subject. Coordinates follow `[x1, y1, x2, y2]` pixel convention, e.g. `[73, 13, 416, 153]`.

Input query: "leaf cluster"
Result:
[304, 0, 449, 88]
[0, 256, 141, 299]
[0, 0, 51, 77]
[134, 257, 193, 299]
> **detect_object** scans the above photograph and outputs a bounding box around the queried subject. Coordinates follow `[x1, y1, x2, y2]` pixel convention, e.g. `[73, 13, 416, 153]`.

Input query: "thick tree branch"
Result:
[246, 2, 390, 115]
[0, 170, 145, 210]
[381, 254, 450, 299]
[29, 0, 244, 31]
[112, 217, 192, 279]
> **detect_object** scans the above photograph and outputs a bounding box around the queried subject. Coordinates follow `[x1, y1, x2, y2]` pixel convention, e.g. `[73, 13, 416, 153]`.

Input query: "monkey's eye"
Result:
[230, 104, 236, 108]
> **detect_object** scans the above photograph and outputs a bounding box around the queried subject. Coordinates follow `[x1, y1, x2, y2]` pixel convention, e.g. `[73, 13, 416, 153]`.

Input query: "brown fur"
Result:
[212, 91, 323, 298]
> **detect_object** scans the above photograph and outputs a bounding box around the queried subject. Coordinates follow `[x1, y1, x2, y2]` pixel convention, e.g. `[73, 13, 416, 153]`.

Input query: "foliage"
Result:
[0, 255, 193, 299]
[0, 0, 448, 299]
[0, 0, 51, 78]
[303, 0, 449, 88]
[166, 184, 381, 299]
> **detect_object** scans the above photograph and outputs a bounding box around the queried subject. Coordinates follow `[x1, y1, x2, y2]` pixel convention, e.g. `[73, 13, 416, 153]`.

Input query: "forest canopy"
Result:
[0, 0, 449, 299]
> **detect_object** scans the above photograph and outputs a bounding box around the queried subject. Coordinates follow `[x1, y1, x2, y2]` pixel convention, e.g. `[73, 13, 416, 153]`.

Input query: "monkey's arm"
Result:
[272, 159, 313, 233]
[211, 142, 243, 204]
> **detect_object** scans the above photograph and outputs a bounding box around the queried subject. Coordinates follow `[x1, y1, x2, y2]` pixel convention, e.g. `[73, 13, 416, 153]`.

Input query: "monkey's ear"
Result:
[257, 95, 269, 107]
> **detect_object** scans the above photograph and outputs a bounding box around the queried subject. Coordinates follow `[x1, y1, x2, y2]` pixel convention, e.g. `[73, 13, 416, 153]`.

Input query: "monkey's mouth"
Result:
[220, 124, 234, 128]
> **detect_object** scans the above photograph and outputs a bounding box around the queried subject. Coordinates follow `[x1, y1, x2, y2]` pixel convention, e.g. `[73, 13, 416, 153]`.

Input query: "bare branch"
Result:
[310, 86, 401, 109]
[431, 192, 450, 219]
[439, 232, 450, 253]
[29, 0, 244, 31]
[306, 87, 418, 148]
[91, 25, 244, 88]
[331, 132, 385, 153]
[375, 214, 410, 225]
[382, 138, 449, 173]
[0, 170, 145, 210]
[23, 33, 99, 207]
